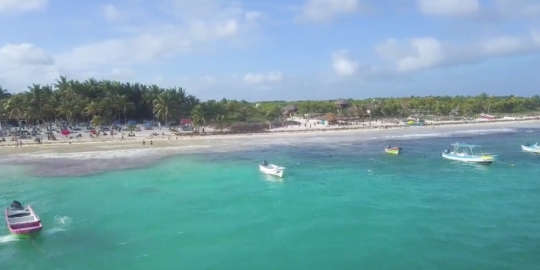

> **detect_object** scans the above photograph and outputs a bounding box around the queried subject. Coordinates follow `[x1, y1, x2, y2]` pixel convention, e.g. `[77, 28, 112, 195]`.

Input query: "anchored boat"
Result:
[442, 143, 496, 165]
[259, 160, 285, 177]
[4, 200, 43, 239]
[384, 145, 402, 155]
[521, 143, 540, 154]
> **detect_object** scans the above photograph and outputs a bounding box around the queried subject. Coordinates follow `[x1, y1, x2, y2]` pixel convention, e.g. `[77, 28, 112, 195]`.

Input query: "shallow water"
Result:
[1, 126, 540, 269]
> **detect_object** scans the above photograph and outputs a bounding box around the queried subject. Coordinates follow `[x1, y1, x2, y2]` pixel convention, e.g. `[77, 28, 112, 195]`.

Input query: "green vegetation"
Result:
[1, 78, 540, 130]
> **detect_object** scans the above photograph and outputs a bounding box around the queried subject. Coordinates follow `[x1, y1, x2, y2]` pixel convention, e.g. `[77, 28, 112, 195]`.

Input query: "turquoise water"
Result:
[2, 127, 540, 269]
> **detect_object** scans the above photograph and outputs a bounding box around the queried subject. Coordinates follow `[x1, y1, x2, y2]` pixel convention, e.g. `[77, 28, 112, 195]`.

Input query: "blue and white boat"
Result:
[442, 142, 496, 165]
[521, 143, 540, 154]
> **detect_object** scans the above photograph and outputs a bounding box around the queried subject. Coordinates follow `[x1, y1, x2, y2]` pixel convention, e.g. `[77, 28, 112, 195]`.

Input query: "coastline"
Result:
[0, 118, 536, 156]
[2, 118, 538, 147]
[0, 119, 534, 177]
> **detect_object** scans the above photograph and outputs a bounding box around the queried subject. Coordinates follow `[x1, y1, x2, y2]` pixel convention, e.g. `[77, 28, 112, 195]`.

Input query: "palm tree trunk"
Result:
[124, 107, 127, 125]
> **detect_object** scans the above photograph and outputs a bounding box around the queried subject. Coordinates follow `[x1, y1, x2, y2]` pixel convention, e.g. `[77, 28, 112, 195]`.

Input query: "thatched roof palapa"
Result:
[282, 104, 298, 111]
[325, 113, 337, 122]
[334, 99, 349, 106]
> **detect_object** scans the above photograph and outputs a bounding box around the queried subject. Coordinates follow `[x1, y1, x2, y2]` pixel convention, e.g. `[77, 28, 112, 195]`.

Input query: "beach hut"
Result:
[334, 99, 350, 110]
[180, 119, 192, 126]
[282, 104, 298, 117]
[324, 113, 338, 125]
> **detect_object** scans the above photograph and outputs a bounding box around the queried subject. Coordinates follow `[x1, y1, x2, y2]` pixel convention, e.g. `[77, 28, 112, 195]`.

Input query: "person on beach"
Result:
[143, 139, 145, 146]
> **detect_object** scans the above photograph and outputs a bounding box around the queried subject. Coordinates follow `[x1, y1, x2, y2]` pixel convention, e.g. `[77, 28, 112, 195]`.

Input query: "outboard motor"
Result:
[262, 160, 268, 166]
[11, 200, 23, 210]
[386, 145, 391, 148]
[525, 143, 530, 146]
[443, 149, 450, 154]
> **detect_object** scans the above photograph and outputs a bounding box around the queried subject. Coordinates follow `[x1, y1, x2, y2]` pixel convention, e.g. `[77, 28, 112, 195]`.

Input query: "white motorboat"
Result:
[259, 161, 285, 177]
[521, 143, 540, 154]
[441, 142, 496, 165]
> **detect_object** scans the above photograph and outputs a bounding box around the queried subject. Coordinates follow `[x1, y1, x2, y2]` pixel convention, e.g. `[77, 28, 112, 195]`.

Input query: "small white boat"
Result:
[259, 161, 285, 177]
[521, 143, 540, 154]
[442, 142, 496, 165]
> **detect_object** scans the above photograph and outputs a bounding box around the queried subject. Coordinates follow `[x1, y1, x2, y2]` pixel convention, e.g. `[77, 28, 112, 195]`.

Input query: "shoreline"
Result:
[0, 119, 534, 177]
[0, 118, 535, 157]
[1, 118, 538, 150]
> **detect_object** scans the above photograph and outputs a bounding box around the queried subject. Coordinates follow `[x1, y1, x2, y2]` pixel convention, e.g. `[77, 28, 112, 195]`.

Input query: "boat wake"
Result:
[263, 175, 284, 183]
[0, 234, 19, 244]
[43, 227, 67, 236]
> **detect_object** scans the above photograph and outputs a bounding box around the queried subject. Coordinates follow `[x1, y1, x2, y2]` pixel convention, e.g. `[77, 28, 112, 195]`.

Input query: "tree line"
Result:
[0, 77, 282, 130]
[1, 77, 539, 130]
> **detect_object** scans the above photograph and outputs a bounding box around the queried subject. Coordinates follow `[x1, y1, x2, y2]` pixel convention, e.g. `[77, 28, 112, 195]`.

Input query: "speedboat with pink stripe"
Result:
[4, 200, 43, 239]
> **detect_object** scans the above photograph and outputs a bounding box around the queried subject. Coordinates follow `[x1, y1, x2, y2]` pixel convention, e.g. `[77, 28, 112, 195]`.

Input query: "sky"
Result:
[0, 0, 539, 101]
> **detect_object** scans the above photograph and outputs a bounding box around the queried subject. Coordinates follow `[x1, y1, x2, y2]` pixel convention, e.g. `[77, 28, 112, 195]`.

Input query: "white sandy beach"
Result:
[1, 117, 538, 158]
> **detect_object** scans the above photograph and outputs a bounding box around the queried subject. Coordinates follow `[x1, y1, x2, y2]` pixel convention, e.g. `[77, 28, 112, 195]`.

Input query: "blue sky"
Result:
[0, 0, 539, 101]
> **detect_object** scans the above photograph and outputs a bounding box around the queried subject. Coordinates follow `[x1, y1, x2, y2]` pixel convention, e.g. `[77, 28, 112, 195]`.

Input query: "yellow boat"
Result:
[385, 145, 402, 155]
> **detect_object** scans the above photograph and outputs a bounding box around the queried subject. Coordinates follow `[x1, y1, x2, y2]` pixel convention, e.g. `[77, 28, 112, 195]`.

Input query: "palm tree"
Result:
[84, 101, 101, 117]
[0, 86, 11, 99]
[90, 115, 104, 128]
[99, 97, 115, 119]
[153, 91, 177, 126]
[57, 101, 75, 124]
[191, 104, 207, 130]
[191, 104, 206, 131]
[114, 94, 135, 125]
[215, 114, 225, 132]
[3, 77, 540, 132]
[4, 94, 27, 135]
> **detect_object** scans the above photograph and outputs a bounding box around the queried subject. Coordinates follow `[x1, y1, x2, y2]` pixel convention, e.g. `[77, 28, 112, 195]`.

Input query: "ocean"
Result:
[1, 125, 540, 270]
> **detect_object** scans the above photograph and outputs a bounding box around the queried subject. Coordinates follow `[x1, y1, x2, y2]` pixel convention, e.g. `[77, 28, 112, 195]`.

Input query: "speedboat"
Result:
[442, 142, 496, 165]
[521, 143, 540, 154]
[259, 161, 285, 177]
[4, 200, 43, 239]
[384, 145, 402, 155]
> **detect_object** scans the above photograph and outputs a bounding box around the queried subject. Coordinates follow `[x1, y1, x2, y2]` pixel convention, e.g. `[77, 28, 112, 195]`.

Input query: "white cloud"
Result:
[374, 31, 540, 73]
[55, 36, 191, 72]
[299, 0, 359, 22]
[0, 0, 47, 13]
[54, 1, 261, 72]
[332, 50, 358, 76]
[0, 1, 263, 91]
[215, 19, 238, 37]
[0, 43, 59, 91]
[111, 68, 135, 80]
[245, 11, 261, 22]
[418, 0, 479, 16]
[533, 31, 540, 45]
[483, 36, 523, 55]
[243, 72, 282, 84]
[102, 4, 121, 22]
[495, 0, 540, 18]
[376, 38, 445, 72]
[0, 43, 54, 67]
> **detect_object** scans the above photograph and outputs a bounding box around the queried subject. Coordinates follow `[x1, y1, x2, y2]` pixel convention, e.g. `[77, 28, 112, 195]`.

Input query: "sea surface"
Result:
[1, 126, 540, 269]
